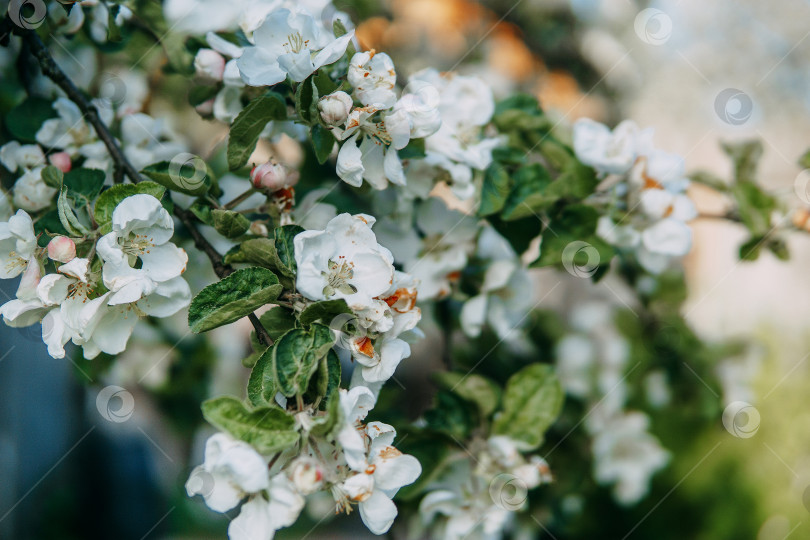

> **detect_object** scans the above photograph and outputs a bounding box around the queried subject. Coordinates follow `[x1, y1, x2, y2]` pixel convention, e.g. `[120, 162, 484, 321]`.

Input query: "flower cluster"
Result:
[419, 435, 552, 540]
[573, 118, 697, 274]
[555, 301, 669, 504]
[0, 195, 190, 359]
[187, 386, 421, 538]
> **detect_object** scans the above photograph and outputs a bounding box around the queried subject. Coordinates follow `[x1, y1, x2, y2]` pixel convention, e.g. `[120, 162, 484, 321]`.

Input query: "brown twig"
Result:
[18, 26, 274, 347]
[18, 28, 138, 185]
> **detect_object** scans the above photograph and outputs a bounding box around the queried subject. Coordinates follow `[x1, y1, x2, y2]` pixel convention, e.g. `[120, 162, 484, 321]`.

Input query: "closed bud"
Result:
[194, 49, 226, 82]
[47, 236, 76, 263]
[318, 91, 353, 126]
[249, 222, 268, 237]
[289, 457, 324, 495]
[48, 151, 72, 173]
[250, 162, 297, 191]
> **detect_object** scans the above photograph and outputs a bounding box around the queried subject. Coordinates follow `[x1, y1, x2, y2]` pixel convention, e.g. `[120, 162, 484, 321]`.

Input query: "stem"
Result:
[224, 187, 258, 210]
[17, 28, 138, 185]
[17, 26, 275, 347]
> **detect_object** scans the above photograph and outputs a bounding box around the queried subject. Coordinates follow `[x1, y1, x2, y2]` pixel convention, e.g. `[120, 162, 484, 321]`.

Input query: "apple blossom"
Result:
[348, 51, 397, 109]
[0, 210, 37, 279]
[236, 8, 354, 86]
[251, 162, 297, 191]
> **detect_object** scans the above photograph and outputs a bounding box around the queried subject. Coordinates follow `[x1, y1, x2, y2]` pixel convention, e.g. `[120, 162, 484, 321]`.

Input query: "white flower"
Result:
[339, 422, 421, 535]
[0, 190, 11, 222]
[348, 51, 397, 108]
[336, 386, 376, 471]
[294, 213, 394, 311]
[572, 118, 641, 176]
[0, 210, 37, 279]
[460, 228, 533, 339]
[36, 97, 112, 156]
[351, 337, 411, 384]
[335, 106, 406, 189]
[12, 167, 57, 212]
[228, 474, 305, 540]
[121, 114, 186, 172]
[186, 432, 269, 512]
[237, 8, 354, 86]
[293, 188, 337, 230]
[0, 141, 45, 172]
[97, 194, 188, 305]
[640, 218, 692, 257]
[319, 91, 354, 126]
[590, 412, 669, 505]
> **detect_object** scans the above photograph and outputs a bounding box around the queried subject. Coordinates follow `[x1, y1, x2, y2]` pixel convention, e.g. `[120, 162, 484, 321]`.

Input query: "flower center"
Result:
[4, 251, 27, 273]
[321, 258, 357, 297]
[119, 234, 155, 257]
[284, 32, 310, 54]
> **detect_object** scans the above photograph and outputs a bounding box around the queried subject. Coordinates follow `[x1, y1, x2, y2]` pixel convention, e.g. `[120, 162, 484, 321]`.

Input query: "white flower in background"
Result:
[0, 141, 45, 172]
[96, 194, 188, 305]
[186, 432, 270, 512]
[348, 51, 397, 108]
[338, 422, 421, 535]
[0, 190, 11, 222]
[0, 210, 37, 279]
[572, 118, 643, 176]
[36, 97, 112, 157]
[420, 489, 510, 540]
[237, 8, 354, 86]
[377, 197, 479, 300]
[293, 188, 337, 230]
[83, 0, 133, 43]
[121, 114, 187, 171]
[461, 227, 533, 339]
[405, 69, 502, 200]
[590, 412, 669, 505]
[12, 167, 57, 212]
[294, 213, 394, 311]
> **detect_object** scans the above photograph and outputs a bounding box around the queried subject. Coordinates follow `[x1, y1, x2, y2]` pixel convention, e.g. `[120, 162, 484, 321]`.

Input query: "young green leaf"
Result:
[298, 299, 352, 326]
[94, 182, 166, 227]
[492, 363, 564, 450]
[228, 93, 287, 170]
[273, 324, 335, 398]
[433, 372, 501, 419]
[141, 157, 213, 196]
[201, 396, 299, 453]
[248, 347, 276, 407]
[274, 225, 305, 277]
[63, 168, 106, 201]
[211, 209, 251, 238]
[478, 162, 512, 217]
[189, 267, 283, 333]
[310, 124, 335, 164]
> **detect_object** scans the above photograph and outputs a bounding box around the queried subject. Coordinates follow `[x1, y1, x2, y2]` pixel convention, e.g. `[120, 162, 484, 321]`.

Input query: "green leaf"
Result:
[489, 214, 542, 256]
[201, 396, 298, 454]
[530, 204, 614, 273]
[492, 364, 564, 450]
[433, 372, 501, 419]
[227, 93, 287, 170]
[141, 157, 213, 196]
[731, 180, 777, 236]
[274, 225, 304, 277]
[546, 159, 598, 201]
[94, 182, 166, 227]
[248, 347, 276, 407]
[273, 324, 335, 398]
[478, 162, 512, 217]
[399, 138, 426, 160]
[259, 307, 297, 340]
[722, 140, 763, 185]
[310, 124, 335, 164]
[5, 97, 56, 143]
[106, 3, 123, 42]
[298, 299, 352, 326]
[310, 388, 342, 437]
[424, 390, 477, 439]
[225, 237, 277, 266]
[305, 348, 341, 406]
[34, 210, 69, 242]
[333, 19, 349, 38]
[211, 209, 251, 238]
[189, 84, 220, 107]
[41, 166, 64, 189]
[739, 236, 764, 261]
[501, 164, 553, 220]
[63, 168, 105, 201]
[189, 267, 283, 333]
[57, 187, 89, 236]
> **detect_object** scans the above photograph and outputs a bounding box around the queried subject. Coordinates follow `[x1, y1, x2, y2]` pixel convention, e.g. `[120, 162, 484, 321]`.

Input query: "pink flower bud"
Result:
[48, 152, 72, 173]
[318, 91, 353, 125]
[195, 98, 215, 116]
[47, 236, 76, 263]
[250, 162, 298, 191]
[194, 48, 226, 82]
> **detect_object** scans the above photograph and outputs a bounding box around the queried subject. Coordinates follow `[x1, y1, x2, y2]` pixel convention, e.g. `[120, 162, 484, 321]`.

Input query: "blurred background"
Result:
[2, 0, 810, 538]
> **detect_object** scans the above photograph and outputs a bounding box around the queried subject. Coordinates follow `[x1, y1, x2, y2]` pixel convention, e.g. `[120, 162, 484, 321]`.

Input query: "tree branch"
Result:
[17, 28, 140, 185]
[18, 26, 274, 348]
